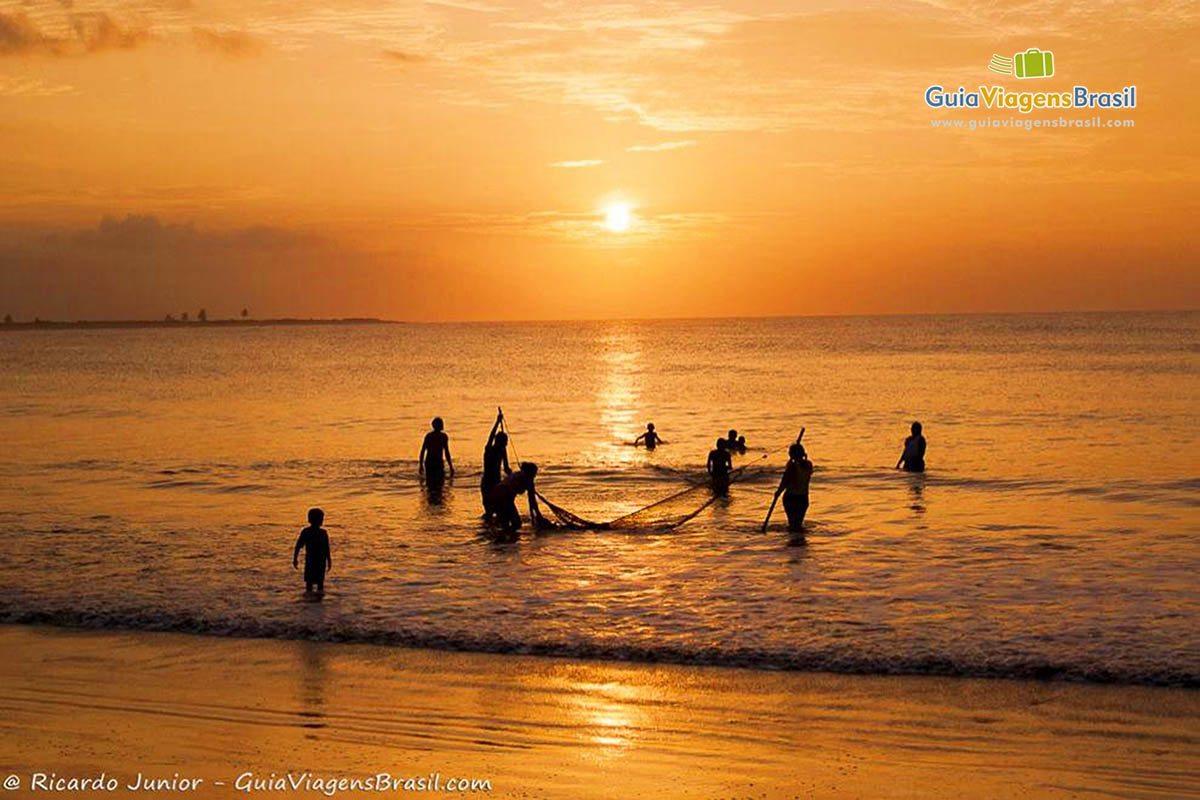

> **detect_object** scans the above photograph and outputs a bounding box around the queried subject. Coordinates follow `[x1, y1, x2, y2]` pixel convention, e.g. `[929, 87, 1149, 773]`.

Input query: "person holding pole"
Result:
[763, 430, 811, 535]
[481, 408, 512, 518]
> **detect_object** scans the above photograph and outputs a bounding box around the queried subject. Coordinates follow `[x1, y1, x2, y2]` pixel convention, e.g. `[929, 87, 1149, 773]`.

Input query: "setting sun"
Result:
[603, 202, 634, 233]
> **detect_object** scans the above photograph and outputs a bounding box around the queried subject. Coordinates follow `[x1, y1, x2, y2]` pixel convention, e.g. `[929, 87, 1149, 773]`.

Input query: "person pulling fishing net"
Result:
[481, 408, 512, 521]
[495, 410, 769, 533]
[485, 461, 548, 541]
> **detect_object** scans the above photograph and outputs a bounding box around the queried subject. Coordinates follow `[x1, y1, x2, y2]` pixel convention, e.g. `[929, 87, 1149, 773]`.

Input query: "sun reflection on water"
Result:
[593, 327, 643, 466]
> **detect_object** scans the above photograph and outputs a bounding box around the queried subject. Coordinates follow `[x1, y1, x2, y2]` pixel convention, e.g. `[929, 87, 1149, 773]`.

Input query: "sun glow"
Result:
[602, 202, 634, 232]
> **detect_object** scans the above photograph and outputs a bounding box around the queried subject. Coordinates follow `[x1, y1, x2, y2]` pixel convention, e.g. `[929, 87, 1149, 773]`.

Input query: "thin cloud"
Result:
[424, 0, 505, 12]
[68, 214, 317, 251]
[382, 48, 429, 63]
[73, 11, 149, 51]
[0, 75, 75, 96]
[0, 10, 61, 55]
[627, 140, 697, 152]
[0, 9, 150, 56]
[192, 27, 264, 57]
[549, 159, 604, 168]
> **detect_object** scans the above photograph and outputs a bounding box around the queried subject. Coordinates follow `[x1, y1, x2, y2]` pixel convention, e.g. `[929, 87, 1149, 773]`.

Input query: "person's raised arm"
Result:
[487, 411, 502, 448]
[633, 432, 646, 446]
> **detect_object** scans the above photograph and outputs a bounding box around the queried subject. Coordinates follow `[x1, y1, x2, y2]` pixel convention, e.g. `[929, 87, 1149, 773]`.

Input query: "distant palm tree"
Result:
[3, 314, 11, 324]
[241, 308, 249, 319]
[165, 314, 175, 322]
[181, 312, 189, 322]
[197, 308, 208, 322]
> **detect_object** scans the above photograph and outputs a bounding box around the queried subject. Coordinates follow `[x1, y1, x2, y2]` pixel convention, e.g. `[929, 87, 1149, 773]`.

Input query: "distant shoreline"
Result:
[0, 308, 1193, 331]
[0, 317, 396, 332]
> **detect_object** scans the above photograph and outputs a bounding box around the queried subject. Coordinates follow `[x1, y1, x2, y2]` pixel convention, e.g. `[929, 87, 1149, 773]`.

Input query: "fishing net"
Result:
[501, 414, 790, 533]
[535, 461, 765, 532]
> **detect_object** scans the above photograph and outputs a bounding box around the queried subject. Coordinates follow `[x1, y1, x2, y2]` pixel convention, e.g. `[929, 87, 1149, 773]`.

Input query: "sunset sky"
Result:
[1, 0, 1196, 321]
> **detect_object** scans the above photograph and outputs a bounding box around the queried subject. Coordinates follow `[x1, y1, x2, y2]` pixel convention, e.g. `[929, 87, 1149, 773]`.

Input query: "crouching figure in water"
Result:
[485, 462, 545, 540]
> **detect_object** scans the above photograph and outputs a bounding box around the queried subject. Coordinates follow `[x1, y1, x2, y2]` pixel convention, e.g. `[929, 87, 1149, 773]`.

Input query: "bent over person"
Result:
[486, 462, 543, 540]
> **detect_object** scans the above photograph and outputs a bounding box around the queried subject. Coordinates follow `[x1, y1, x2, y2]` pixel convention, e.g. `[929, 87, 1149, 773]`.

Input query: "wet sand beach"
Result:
[2, 624, 1197, 799]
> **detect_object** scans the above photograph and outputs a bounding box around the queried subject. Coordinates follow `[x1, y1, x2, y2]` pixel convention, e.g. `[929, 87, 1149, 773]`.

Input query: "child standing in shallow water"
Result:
[293, 507, 332, 595]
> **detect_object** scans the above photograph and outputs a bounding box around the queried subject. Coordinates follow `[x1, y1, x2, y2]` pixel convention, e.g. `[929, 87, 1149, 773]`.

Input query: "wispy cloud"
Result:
[382, 48, 429, 63]
[0, 9, 150, 56]
[192, 27, 264, 57]
[549, 159, 604, 168]
[424, 0, 506, 13]
[386, 209, 778, 246]
[0, 75, 75, 96]
[68, 214, 317, 250]
[627, 140, 697, 152]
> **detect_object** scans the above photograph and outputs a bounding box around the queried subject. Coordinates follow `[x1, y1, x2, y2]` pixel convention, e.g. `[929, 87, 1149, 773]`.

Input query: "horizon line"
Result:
[2, 307, 1196, 330]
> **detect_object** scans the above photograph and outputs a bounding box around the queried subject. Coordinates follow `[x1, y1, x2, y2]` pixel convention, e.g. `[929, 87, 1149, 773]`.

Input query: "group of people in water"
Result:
[416, 411, 927, 536]
[293, 414, 927, 594]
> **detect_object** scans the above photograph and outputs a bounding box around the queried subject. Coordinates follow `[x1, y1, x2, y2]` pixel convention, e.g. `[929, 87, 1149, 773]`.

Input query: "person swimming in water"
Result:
[633, 422, 666, 449]
[707, 438, 733, 494]
[896, 421, 927, 473]
[486, 462, 544, 539]
[419, 416, 455, 487]
[481, 409, 512, 517]
[772, 443, 813, 534]
[727, 429, 746, 453]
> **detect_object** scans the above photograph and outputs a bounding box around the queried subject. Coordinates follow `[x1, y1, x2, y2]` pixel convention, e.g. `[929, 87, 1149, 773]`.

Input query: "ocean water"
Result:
[0, 312, 1197, 685]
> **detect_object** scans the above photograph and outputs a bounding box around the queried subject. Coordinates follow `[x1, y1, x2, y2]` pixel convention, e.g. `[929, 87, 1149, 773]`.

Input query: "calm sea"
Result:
[1, 312, 1197, 684]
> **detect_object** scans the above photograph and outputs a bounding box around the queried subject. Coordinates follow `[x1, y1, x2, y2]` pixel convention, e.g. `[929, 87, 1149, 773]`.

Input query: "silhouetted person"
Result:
[736, 435, 746, 451]
[773, 443, 813, 534]
[633, 422, 665, 449]
[707, 438, 733, 494]
[481, 409, 512, 517]
[419, 417, 455, 487]
[293, 507, 332, 596]
[486, 462, 544, 540]
[727, 429, 746, 453]
[896, 421, 927, 473]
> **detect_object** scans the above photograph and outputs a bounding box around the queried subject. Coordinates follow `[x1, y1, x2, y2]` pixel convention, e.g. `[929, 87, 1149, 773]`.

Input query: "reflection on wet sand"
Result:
[5, 626, 1198, 799]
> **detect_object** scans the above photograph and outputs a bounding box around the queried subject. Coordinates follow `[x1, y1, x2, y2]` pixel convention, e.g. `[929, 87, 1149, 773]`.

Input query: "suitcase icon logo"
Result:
[988, 48, 1055, 79]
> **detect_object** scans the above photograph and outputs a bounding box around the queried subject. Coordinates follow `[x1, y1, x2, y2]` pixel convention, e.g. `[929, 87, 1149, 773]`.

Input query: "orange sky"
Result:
[1, 0, 1197, 321]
